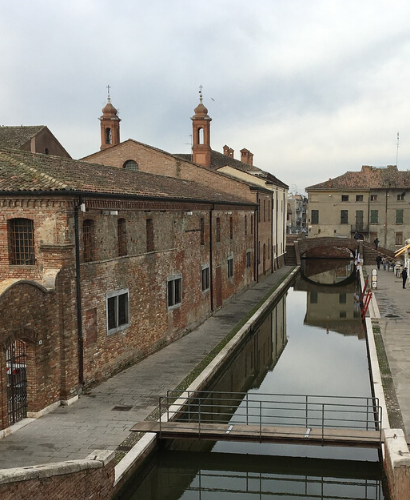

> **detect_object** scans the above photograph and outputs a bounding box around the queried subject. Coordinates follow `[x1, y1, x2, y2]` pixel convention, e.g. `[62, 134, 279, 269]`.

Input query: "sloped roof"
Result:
[0, 126, 45, 149]
[0, 148, 254, 206]
[306, 165, 410, 191]
[176, 150, 289, 189]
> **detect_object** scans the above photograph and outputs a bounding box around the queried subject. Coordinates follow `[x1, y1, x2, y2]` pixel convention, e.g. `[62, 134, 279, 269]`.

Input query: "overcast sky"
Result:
[2, 0, 410, 193]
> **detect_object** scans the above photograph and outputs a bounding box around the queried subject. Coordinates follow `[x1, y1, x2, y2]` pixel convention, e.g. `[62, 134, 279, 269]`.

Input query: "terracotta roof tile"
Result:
[0, 126, 45, 149]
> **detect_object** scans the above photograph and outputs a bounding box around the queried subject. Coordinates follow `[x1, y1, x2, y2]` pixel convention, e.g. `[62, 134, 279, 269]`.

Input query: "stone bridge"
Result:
[294, 237, 362, 265]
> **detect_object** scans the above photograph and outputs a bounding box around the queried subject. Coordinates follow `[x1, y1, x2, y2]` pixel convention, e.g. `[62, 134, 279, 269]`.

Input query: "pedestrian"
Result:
[376, 254, 382, 270]
[354, 231, 359, 240]
[382, 257, 387, 271]
[374, 237, 379, 250]
[402, 267, 408, 289]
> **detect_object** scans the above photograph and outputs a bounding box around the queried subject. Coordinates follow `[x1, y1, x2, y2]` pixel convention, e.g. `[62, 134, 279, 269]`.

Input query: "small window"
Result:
[370, 210, 378, 224]
[83, 219, 95, 262]
[216, 217, 221, 243]
[339, 293, 347, 304]
[123, 160, 138, 171]
[200, 218, 205, 245]
[106, 289, 129, 335]
[371, 195, 378, 202]
[201, 265, 210, 292]
[230, 217, 233, 240]
[311, 210, 319, 224]
[146, 219, 154, 252]
[8, 218, 35, 265]
[167, 275, 182, 308]
[105, 128, 112, 145]
[227, 256, 234, 278]
[342, 195, 349, 202]
[356, 195, 363, 202]
[341, 210, 348, 224]
[340, 311, 347, 318]
[118, 218, 127, 256]
[397, 192, 405, 201]
[396, 232, 403, 245]
[246, 251, 252, 268]
[44, 148, 49, 155]
[396, 209, 404, 224]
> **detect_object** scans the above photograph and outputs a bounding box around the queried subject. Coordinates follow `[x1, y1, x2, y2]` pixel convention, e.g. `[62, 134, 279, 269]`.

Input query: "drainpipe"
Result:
[209, 205, 214, 311]
[255, 202, 259, 283]
[385, 187, 389, 248]
[74, 198, 84, 386]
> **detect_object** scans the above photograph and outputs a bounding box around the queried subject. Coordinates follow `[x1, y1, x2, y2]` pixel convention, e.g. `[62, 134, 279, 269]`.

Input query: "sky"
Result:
[2, 0, 410, 194]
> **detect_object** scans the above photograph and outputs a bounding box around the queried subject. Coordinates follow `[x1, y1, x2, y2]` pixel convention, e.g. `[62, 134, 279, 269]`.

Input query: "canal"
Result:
[120, 260, 388, 499]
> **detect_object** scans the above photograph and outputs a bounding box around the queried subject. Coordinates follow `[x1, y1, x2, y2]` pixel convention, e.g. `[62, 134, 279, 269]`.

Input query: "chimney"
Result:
[241, 148, 253, 166]
[223, 145, 234, 158]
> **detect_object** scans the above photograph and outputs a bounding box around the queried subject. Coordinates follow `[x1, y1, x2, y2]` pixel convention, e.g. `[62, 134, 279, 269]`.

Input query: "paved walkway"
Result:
[371, 266, 410, 435]
[0, 266, 294, 470]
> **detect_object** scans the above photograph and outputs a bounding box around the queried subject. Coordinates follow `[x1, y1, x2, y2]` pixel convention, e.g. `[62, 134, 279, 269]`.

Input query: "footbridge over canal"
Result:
[132, 391, 383, 449]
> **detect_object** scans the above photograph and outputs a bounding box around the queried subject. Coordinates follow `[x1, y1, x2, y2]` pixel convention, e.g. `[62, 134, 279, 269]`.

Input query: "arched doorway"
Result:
[6, 340, 27, 425]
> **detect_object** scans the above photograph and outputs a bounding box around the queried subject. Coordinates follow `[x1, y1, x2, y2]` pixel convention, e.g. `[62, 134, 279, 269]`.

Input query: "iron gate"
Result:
[6, 340, 27, 425]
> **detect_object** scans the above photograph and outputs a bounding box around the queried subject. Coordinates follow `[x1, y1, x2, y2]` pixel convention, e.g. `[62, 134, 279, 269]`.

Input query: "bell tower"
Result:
[191, 86, 212, 167]
[100, 86, 121, 150]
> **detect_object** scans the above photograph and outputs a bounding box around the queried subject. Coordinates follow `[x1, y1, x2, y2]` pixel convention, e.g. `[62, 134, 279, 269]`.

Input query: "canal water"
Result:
[120, 260, 388, 499]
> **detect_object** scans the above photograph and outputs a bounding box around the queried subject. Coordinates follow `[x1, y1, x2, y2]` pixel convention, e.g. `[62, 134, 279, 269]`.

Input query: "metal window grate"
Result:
[83, 219, 94, 262]
[118, 218, 127, 256]
[6, 340, 27, 425]
[9, 218, 35, 265]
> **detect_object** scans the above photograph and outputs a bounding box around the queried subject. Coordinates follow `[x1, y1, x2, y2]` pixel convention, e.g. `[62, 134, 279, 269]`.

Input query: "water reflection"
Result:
[121, 261, 387, 499]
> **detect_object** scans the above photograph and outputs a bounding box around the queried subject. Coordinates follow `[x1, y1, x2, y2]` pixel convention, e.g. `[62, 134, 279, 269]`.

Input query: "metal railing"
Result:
[159, 391, 382, 444]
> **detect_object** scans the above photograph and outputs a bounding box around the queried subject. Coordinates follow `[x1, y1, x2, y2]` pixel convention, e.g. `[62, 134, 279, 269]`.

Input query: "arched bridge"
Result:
[294, 237, 362, 264]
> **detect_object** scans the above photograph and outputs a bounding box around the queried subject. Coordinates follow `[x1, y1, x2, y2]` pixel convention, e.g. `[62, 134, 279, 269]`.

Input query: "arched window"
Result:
[105, 128, 112, 145]
[83, 219, 95, 262]
[8, 218, 35, 265]
[44, 148, 49, 155]
[118, 218, 127, 256]
[197, 128, 204, 145]
[123, 160, 138, 172]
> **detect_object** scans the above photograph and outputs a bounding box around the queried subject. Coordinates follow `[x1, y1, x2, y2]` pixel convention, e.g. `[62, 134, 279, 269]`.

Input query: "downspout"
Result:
[271, 194, 274, 273]
[74, 198, 84, 386]
[255, 203, 259, 283]
[367, 191, 371, 242]
[209, 205, 214, 311]
[385, 186, 389, 248]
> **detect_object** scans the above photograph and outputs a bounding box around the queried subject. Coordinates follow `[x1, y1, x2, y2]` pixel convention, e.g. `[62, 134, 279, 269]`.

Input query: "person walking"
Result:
[374, 237, 379, 250]
[402, 267, 408, 289]
[376, 254, 382, 270]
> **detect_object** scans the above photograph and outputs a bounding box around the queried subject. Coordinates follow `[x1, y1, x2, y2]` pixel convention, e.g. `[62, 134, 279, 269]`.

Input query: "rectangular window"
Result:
[8, 218, 35, 265]
[216, 217, 221, 242]
[200, 218, 205, 245]
[227, 256, 233, 278]
[356, 195, 363, 202]
[370, 210, 378, 223]
[339, 293, 346, 304]
[146, 219, 154, 252]
[246, 251, 252, 268]
[397, 193, 405, 201]
[370, 194, 378, 202]
[230, 216, 233, 240]
[341, 195, 349, 202]
[251, 215, 254, 235]
[396, 232, 403, 245]
[201, 265, 210, 291]
[396, 209, 404, 224]
[311, 210, 319, 224]
[106, 289, 129, 335]
[340, 311, 347, 318]
[341, 210, 348, 224]
[258, 200, 261, 222]
[167, 275, 182, 308]
[263, 199, 266, 222]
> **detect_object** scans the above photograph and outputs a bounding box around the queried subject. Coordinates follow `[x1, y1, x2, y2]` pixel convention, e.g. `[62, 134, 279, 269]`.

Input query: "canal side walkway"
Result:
[0, 266, 295, 470]
[368, 265, 410, 437]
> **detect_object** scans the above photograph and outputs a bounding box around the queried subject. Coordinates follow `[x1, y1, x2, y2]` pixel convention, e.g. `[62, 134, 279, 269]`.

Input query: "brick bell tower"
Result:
[100, 86, 121, 150]
[191, 86, 212, 167]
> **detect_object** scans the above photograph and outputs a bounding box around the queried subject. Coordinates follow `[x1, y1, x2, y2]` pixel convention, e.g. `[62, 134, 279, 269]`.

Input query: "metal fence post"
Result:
[198, 397, 201, 438]
[260, 401, 262, 440]
[322, 404, 325, 445]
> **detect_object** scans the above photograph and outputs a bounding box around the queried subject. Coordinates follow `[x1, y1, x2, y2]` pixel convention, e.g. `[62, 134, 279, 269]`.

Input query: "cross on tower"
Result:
[106, 84, 111, 101]
[199, 84, 203, 102]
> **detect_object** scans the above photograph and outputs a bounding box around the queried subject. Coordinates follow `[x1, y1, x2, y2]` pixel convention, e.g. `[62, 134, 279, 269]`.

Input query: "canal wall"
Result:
[363, 269, 410, 500]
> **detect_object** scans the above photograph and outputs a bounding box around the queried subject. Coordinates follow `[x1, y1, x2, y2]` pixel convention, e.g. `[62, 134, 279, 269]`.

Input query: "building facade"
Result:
[0, 148, 255, 431]
[306, 165, 410, 250]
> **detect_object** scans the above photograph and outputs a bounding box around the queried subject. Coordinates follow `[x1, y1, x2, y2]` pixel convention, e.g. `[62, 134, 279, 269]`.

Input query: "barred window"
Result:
[167, 274, 182, 309]
[246, 251, 252, 268]
[83, 219, 95, 262]
[8, 218, 35, 265]
[227, 256, 234, 278]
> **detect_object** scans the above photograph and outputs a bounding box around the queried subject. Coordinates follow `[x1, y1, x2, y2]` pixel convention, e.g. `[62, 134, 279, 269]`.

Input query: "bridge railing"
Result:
[159, 391, 382, 444]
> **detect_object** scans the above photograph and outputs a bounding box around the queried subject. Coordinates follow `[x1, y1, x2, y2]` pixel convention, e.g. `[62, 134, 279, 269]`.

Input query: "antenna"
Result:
[396, 131, 400, 167]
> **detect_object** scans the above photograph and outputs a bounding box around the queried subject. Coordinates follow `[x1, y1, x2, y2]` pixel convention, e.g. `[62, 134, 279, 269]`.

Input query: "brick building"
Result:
[83, 92, 288, 274]
[0, 148, 255, 431]
[306, 165, 410, 250]
[0, 125, 71, 157]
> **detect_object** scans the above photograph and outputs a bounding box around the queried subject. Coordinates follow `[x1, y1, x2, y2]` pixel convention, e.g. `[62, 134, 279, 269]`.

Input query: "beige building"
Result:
[306, 165, 410, 251]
